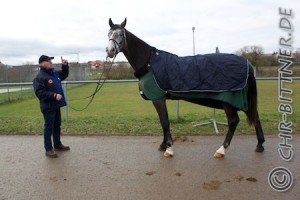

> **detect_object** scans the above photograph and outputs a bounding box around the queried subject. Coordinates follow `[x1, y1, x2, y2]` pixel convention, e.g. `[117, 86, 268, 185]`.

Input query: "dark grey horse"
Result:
[106, 18, 265, 158]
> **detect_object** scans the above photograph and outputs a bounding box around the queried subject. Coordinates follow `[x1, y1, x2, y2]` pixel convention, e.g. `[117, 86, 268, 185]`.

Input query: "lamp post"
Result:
[192, 46, 227, 133]
[192, 27, 195, 55]
[65, 52, 79, 63]
[76, 53, 79, 64]
[63, 52, 79, 122]
[176, 27, 196, 120]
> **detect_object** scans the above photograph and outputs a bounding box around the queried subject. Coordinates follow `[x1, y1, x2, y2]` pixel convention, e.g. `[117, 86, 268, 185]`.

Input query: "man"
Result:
[33, 55, 70, 158]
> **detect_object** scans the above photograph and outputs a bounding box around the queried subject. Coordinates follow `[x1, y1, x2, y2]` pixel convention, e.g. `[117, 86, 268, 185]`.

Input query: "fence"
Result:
[1, 77, 299, 122]
[0, 63, 90, 83]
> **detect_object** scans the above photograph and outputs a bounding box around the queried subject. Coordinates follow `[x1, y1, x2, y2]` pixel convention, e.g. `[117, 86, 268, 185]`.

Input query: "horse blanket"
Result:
[149, 49, 249, 92]
[138, 49, 252, 112]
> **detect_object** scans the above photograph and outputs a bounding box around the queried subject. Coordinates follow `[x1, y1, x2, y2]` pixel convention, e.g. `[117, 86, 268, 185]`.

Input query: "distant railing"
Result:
[1, 77, 299, 121]
[1, 76, 300, 88]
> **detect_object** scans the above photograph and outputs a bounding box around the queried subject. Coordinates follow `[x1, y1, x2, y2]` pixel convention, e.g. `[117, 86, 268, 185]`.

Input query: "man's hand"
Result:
[61, 56, 68, 65]
[54, 93, 63, 101]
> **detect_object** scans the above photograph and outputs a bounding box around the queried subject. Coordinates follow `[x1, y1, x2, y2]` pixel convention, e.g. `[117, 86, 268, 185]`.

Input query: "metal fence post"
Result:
[176, 101, 180, 120]
[6, 65, 10, 101]
[64, 81, 69, 122]
[19, 67, 23, 99]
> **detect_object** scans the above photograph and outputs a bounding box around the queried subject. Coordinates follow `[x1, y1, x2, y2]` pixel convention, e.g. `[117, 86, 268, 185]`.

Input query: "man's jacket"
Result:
[33, 64, 69, 113]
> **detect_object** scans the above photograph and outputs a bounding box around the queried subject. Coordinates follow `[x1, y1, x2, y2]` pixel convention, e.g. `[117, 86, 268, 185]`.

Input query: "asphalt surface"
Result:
[0, 135, 299, 200]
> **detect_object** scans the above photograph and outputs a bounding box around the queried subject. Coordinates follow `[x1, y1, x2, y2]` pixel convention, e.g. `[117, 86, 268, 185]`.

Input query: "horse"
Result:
[106, 18, 265, 158]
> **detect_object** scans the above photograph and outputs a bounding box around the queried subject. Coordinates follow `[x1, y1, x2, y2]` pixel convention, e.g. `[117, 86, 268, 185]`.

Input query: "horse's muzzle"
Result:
[106, 47, 116, 58]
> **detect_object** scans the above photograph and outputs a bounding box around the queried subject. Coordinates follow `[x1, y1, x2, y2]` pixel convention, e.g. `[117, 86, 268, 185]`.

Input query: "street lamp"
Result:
[176, 26, 196, 120]
[65, 52, 79, 63]
[192, 27, 195, 55]
[72, 52, 80, 63]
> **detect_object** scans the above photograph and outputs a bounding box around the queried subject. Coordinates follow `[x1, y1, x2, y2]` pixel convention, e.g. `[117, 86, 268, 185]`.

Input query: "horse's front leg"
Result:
[152, 99, 174, 157]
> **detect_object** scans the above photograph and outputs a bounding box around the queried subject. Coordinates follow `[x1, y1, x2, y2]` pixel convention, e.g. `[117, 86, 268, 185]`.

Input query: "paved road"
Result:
[0, 135, 299, 200]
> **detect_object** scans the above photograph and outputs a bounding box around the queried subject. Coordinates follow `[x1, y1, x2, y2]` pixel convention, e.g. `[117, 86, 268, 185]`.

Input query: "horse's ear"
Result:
[121, 18, 127, 28]
[109, 18, 114, 28]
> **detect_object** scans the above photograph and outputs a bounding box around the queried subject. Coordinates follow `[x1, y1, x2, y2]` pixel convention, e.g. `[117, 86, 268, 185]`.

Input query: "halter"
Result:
[109, 27, 153, 79]
[108, 28, 127, 55]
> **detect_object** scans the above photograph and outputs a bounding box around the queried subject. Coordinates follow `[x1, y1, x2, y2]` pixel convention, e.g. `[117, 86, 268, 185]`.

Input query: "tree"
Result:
[237, 45, 268, 67]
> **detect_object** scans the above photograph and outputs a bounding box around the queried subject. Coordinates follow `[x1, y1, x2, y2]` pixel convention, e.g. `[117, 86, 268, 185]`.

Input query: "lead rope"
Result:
[68, 56, 116, 111]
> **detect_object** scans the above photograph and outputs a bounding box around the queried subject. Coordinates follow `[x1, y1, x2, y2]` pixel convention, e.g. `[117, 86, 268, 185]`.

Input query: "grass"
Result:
[0, 80, 299, 136]
[256, 65, 300, 77]
[0, 86, 35, 104]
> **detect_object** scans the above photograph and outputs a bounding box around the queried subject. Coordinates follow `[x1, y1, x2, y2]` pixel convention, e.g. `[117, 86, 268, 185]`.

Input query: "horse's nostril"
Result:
[107, 47, 115, 53]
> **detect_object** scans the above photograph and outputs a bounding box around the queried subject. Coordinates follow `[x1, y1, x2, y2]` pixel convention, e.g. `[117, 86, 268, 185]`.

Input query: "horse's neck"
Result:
[123, 30, 153, 70]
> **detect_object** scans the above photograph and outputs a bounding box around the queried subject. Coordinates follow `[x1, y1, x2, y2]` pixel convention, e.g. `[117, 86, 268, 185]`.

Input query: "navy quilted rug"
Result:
[149, 49, 249, 92]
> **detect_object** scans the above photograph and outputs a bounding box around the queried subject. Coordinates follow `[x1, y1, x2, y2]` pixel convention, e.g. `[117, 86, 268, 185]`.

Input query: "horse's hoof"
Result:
[164, 147, 174, 157]
[214, 152, 224, 158]
[214, 145, 225, 158]
[158, 143, 167, 151]
[255, 145, 264, 152]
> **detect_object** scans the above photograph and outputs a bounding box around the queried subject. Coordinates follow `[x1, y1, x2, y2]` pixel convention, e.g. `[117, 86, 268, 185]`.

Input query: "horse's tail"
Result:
[245, 68, 258, 126]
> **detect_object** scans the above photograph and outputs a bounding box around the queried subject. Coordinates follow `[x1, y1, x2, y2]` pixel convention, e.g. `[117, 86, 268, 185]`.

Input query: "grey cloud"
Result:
[0, 37, 106, 62]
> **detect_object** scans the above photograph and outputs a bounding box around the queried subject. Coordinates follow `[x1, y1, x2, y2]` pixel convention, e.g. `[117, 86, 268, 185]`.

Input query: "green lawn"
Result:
[0, 86, 35, 103]
[0, 80, 299, 136]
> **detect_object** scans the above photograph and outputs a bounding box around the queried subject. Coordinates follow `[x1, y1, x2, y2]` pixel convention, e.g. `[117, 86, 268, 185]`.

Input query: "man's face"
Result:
[41, 60, 52, 69]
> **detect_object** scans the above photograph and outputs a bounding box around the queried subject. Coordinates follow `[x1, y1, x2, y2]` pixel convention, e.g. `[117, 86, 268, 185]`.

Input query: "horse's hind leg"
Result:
[255, 113, 265, 152]
[214, 103, 239, 158]
[152, 99, 173, 156]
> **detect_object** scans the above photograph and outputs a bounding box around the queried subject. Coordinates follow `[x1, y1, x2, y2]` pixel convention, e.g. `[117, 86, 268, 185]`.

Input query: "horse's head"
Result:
[106, 18, 127, 58]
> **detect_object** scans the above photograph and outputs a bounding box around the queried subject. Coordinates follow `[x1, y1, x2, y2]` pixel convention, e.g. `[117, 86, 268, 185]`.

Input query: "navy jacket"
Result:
[33, 64, 69, 113]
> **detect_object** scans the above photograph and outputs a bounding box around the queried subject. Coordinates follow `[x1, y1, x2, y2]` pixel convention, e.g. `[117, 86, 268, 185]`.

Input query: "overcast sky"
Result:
[0, 0, 299, 65]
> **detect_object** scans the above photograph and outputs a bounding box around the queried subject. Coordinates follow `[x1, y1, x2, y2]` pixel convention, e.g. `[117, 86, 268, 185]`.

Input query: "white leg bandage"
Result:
[164, 147, 174, 157]
[216, 145, 225, 155]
